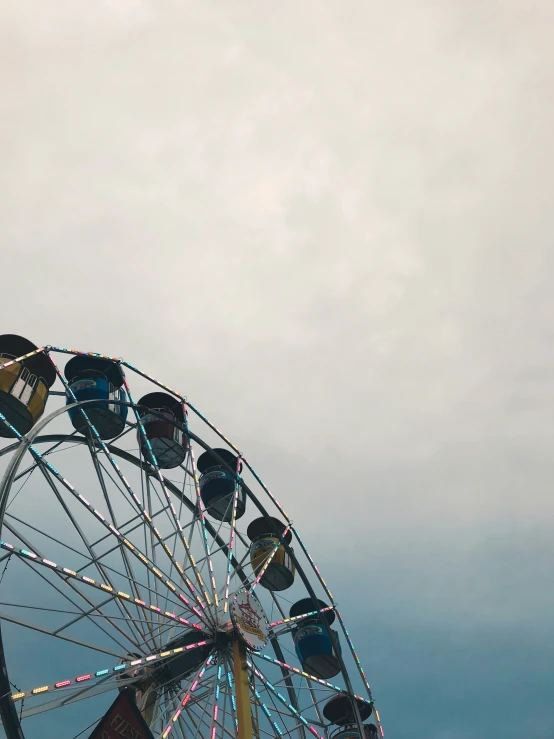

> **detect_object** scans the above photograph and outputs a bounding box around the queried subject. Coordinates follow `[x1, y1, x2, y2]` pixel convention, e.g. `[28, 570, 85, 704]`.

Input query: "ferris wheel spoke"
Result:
[138, 648, 216, 731]
[216, 524, 254, 599]
[185, 688, 231, 739]
[183, 702, 211, 739]
[248, 662, 324, 739]
[188, 442, 221, 611]
[300, 680, 326, 728]
[207, 661, 225, 739]
[34, 458, 154, 651]
[49, 362, 206, 617]
[125, 384, 216, 623]
[193, 512, 231, 587]
[10, 429, 84, 485]
[32, 450, 209, 627]
[256, 591, 310, 727]
[221, 654, 239, 739]
[256, 685, 298, 739]
[95, 419, 137, 449]
[142, 461, 212, 628]
[246, 659, 302, 739]
[5, 465, 38, 515]
[0, 610, 126, 659]
[253, 653, 363, 704]
[252, 679, 316, 737]
[186, 660, 219, 739]
[159, 654, 217, 738]
[0, 600, 171, 627]
[5, 511, 89, 560]
[11, 557, 139, 656]
[143, 475, 191, 632]
[74, 553, 185, 618]
[145, 475, 166, 647]
[3, 678, 129, 723]
[0, 537, 205, 648]
[1, 521, 144, 654]
[217, 655, 230, 739]
[188, 700, 237, 739]
[15, 442, 200, 618]
[87, 500, 169, 551]
[172, 711, 189, 739]
[248, 686, 291, 739]
[222, 457, 242, 615]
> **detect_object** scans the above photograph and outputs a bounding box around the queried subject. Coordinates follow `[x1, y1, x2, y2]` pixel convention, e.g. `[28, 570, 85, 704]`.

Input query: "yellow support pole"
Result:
[233, 637, 254, 739]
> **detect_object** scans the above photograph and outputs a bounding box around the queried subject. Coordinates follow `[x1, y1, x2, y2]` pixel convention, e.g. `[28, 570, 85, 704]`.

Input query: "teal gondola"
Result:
[65, 356, 128, 440]
[290, 598, 341, 679]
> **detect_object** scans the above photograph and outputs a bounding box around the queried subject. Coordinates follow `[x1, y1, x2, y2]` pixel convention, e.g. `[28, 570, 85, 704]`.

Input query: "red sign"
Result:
[88, 691, 155, 739]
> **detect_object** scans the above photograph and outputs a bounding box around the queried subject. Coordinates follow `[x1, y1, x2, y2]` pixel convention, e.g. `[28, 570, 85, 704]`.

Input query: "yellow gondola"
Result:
[0, 335, 56, 438]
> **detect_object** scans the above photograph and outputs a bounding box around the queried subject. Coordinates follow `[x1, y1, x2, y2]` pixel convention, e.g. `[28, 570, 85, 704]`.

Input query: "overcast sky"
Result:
[2, 1, 554, 737]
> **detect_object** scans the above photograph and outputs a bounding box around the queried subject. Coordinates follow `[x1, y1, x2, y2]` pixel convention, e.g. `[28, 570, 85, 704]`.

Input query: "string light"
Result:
[11, 639, 212, 702]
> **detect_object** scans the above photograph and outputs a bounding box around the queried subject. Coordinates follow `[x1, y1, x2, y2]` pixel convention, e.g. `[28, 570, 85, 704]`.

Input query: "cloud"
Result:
[1, 0, 554, 736]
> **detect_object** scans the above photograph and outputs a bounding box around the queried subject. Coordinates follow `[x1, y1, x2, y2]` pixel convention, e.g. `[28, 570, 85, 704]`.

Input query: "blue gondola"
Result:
[323, 694, 375, 739]
[65, 356, 128, 440]
[137, 393, 188, 469]
[0, 335, 56, 438]
[290, 598, 341, 679]
[197, 448, 245, 522]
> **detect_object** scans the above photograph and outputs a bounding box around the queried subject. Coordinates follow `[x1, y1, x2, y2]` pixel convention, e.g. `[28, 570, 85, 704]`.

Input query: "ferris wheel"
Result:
[0, 335, 384, 739]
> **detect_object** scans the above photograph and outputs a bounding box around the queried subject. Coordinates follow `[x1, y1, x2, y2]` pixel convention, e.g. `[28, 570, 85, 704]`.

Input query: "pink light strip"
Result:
[161, 654, 216, 738]
[0, 347, 48, 373]
[269, 606, 334, 628]
[11, 639, 212, 702]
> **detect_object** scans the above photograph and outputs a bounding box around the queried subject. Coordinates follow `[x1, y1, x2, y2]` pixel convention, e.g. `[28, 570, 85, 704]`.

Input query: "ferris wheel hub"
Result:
[229, 589, 270, 653]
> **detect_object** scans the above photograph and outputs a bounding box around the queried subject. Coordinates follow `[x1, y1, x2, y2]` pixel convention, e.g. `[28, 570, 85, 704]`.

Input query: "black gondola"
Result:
[323, 694, 375, 739]
[197, 448, 245, 522]
[137, 392, 188, 469]
[247, 517, 295, 591]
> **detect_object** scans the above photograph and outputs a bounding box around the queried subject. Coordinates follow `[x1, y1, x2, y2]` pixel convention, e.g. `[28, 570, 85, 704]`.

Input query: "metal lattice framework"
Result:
[0, 345, 383, 739]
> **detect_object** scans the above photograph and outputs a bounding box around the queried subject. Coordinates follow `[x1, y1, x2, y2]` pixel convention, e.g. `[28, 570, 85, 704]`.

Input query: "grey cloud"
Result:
[1, 0, 554, 736]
